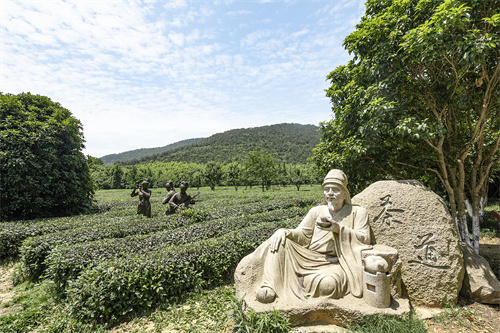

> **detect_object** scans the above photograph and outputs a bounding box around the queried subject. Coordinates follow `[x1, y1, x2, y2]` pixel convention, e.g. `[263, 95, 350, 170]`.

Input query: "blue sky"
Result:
[1, 0, 365, 157]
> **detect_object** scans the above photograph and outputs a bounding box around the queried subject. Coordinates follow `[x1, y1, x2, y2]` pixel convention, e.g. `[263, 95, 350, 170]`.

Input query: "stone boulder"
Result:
[351, 180, 464, 307]
[460, 242, 500, 304]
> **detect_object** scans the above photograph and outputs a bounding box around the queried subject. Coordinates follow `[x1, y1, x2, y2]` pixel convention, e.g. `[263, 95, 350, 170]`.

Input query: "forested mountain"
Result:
[100, 138, 205, 165]
[119, 123, 320, 165]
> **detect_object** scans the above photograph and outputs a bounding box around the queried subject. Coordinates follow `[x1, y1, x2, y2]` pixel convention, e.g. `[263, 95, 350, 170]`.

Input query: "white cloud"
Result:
[1, 0, 365, 157]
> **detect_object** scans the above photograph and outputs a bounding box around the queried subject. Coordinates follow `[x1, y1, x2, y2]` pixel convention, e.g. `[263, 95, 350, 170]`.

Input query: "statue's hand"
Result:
[316, 216, 340, 233]
[270, 229, 289, 253]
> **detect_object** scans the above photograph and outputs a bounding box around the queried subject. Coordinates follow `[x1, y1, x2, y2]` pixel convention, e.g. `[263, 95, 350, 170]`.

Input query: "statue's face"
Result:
[323, 184, 345, 206]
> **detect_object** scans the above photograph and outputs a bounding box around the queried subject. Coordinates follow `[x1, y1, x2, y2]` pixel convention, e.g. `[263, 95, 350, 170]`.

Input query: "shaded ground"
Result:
[423, 237, 500, 333]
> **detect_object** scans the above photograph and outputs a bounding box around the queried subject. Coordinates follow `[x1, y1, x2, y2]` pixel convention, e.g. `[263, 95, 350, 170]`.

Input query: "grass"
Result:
[431, 301, 482, 331]
[347, 312, 427, 333]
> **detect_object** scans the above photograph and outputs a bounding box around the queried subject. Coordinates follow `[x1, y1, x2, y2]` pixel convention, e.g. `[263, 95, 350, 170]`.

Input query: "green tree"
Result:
[312, 0, 500, 252]
[203, 161, 223, 191]
[110, 163, 124, 189]
[0, 92, 95, 220]
[127, 165, 139, 188]
[244, 151, 277, 191]
[226, 161, 242, 191]
[288, 165, 307, 191]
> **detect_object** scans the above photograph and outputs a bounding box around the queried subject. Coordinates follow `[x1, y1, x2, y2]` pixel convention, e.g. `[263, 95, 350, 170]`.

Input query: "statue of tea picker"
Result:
[131, 178, 152, 218]
[235, 169, 401, 309]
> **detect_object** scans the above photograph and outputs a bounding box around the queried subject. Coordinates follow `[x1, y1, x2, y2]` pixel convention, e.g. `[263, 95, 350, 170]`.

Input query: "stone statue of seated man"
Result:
[239, 169, 375, 304]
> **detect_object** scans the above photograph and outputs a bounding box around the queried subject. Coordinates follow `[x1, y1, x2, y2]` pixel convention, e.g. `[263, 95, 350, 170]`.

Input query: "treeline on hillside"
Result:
[90, 151, 322, 191]
[118, 123, 320, 165]
[100, 138, 205, 165]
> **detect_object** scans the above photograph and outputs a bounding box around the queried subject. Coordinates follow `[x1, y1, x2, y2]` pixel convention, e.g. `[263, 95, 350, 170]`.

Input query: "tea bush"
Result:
[19, 198, 313, 282]
[67, 222, 295, 324]
[46, 207, 305, 294]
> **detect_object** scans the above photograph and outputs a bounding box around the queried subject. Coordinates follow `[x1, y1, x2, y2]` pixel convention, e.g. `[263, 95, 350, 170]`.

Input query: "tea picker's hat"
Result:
[322, 169, 351, 204]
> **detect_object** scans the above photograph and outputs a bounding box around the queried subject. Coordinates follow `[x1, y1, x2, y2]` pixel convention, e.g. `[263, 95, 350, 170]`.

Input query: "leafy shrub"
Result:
[66, 222, 294, 324]
[19, 198, 309, 282]
[0, 92, 94, 220]
[19, 214, 191, 282]
[46, 208, 305, 294]
[0, 216, 90, 259]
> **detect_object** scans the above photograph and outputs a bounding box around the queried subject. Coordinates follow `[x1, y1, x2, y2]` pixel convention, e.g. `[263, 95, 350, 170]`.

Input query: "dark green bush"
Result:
[0, 92, 94, 220]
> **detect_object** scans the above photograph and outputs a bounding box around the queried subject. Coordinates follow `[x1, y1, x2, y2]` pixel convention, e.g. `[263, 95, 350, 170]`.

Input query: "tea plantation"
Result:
[0, 185, 322, 332]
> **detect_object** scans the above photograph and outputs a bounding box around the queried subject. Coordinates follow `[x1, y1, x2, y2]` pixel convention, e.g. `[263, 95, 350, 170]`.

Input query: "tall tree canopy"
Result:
[312, 0, 500, 252]
[0, 93, 95, 220]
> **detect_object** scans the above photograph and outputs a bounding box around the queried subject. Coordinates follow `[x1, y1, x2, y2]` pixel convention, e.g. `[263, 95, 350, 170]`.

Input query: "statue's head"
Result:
[142, 178, 150, 189]
[165, 180, 173, 190]
[321, 169, 351, 205]
[180, 181, 189, 191]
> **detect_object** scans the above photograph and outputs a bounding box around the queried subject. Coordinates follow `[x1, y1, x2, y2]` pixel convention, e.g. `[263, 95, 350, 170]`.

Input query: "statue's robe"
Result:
[254, 204, 371, 302]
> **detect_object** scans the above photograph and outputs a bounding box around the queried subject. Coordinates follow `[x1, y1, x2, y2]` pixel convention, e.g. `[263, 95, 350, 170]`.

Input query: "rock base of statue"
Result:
[234, 290, 410, 328]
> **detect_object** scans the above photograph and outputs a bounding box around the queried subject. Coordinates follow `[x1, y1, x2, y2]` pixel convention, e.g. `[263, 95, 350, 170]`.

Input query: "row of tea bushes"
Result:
[66, 221, 295, 324]
[0, 215, 103, 259]
[18, 198, 314, 282]
[46, 207, 306, 294]
[18, 214, 190, 282]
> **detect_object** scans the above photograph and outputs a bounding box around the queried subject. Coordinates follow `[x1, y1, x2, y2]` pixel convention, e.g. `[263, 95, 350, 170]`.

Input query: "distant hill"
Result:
[120, 123, 320, 165]
[100, 138, 205, 165]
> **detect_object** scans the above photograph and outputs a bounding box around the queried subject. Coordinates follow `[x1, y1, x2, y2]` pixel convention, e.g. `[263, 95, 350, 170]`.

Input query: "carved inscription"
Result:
[374, 195, 404, 227]
[408, 233, 450, 269]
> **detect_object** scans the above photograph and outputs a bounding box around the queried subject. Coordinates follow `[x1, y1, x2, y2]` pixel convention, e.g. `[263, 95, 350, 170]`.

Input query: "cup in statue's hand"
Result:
[316, 217, 332, 228]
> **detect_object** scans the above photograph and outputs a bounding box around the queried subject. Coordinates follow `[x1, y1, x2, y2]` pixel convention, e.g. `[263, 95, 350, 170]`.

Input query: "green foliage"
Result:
[204, 161, 224, 190]
[121, 123, 320, 165]
[244, 150, 278, 191]
[100, 137, 205, 165]
[66, 223, 293, 325]
[348, 312, 426, 333]
[313, 0, 500, 248]
[227, 295, 291, 333]
[18, 214, 194, 282]
[0, 92, 95, 220]
[45, 207, 305, 295]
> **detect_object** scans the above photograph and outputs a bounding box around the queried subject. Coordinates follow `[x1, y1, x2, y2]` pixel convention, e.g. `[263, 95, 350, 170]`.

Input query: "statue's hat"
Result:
[322, 169, 351, 204]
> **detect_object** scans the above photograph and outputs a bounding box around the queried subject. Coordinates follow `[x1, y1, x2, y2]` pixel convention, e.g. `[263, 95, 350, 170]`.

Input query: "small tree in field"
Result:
[0, 92, 95, 220]
[204, 161, 223, 191]
[226, 161, 242, 191]
[244, 150, 277, 191]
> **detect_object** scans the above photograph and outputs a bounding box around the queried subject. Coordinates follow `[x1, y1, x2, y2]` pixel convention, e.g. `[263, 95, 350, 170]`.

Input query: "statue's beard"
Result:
[327, 200, 338, 213]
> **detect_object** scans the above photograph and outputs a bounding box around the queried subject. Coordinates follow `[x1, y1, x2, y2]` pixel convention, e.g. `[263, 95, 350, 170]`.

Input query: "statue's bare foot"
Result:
[256, 286, 276, 303]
